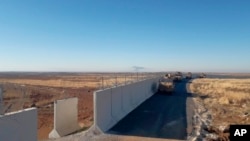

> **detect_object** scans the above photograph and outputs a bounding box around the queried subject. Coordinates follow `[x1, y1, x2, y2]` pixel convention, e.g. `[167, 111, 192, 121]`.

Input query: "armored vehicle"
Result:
[198, 73, 206, 78]
[186, 72, 192, 79]
[158, 76, 175, 94]
[174, 71, 183, 82]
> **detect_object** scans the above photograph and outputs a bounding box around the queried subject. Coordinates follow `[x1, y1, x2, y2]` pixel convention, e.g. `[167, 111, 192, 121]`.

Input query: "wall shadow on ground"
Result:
[108, 79, 193, 140]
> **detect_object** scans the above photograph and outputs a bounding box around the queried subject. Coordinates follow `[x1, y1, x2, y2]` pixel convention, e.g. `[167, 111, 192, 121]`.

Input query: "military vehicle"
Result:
[165, 73, 172, 79]
[158, 76, 175, 94]
[186, 72, 192, 79]
[173, 71, 183, 82]
[198, 73, 206, 78]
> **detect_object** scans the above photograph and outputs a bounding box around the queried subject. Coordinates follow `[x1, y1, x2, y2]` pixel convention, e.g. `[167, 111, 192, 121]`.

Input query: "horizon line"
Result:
[0, 71, 250, 74]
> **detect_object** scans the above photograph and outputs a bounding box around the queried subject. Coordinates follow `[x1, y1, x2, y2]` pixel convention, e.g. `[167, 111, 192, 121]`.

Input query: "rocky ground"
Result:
[188, 78, 250, 141]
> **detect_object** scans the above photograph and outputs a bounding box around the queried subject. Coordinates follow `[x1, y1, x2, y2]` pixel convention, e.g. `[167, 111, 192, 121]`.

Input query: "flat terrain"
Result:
[188, 78, 250, 140]
[0, 72, 156, 140]
[1, 73, 250, 141]
[1, 83, 94, 140]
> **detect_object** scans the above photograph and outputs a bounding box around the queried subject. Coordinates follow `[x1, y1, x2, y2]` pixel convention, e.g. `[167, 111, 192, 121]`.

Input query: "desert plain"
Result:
[0, 72, 155, 140]
[1, 72, 250, 141]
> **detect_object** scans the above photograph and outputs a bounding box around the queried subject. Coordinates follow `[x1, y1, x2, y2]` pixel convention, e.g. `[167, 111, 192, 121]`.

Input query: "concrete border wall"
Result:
[0, 87, 3, 115]
[49, 97, 80, 138]
[0, 108, 37, 141]
[94, 77, 159, 132]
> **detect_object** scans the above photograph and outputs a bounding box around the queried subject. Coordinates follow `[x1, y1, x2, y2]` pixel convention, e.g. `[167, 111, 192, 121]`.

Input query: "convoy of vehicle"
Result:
[158, 71, 207, 94]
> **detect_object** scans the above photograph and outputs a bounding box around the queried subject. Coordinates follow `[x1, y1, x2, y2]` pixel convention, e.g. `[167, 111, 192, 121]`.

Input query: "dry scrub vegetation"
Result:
[190, 79, 250, 104]
[0, 73, 155, 140]
[0, 74, 149, 89]
[189, 78, 250, 141]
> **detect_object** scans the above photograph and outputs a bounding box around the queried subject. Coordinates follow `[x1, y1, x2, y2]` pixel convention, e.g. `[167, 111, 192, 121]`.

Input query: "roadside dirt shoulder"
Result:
[188, 79, 250, 141]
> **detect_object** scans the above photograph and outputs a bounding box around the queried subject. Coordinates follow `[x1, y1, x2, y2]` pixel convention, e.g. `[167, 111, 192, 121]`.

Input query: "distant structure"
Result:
[132, 66, 145, 72]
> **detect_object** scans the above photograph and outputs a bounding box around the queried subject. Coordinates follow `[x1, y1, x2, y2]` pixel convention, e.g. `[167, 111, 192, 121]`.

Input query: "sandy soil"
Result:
[188, 78, 250, 141]
[1, 84, 94, 140]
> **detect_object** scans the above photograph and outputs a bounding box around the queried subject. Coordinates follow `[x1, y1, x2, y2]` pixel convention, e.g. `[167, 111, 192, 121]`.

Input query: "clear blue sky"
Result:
[0, 0, 249, 72]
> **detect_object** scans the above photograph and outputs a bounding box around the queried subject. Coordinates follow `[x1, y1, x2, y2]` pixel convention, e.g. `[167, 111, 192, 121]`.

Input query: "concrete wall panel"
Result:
[94, 77, 160, 132]
[0, 108, 37, 141]
[0, 87, 3, 115]
[49, 97, 80, 138]
[111, 86, 123, 121]
[134, 82, 145, 107]
[94, 89, 116, 132]
[145, 80, 151, 96]
[121, 84, 133, 114]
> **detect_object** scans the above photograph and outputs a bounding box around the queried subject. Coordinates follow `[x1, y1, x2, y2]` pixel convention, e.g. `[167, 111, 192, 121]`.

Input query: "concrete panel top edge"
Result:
[94, 77, 160, 93]
[57, 97, 78, 102]
[94, 84, 131, 93]
[4, 107, 37, 116]
[94, 85, 121, 92]
[94, 89, 110, 93]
